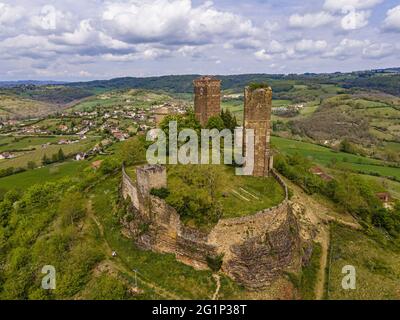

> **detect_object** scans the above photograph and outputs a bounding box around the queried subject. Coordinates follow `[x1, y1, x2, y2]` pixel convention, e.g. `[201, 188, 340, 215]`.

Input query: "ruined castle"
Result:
[121, 77, 301, 290]
[194, 76, 274, 177]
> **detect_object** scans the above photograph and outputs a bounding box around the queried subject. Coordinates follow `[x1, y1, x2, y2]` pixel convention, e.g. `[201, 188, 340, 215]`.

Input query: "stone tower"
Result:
[243, 86, 273, 177]
[136, 165, 167, 198]
[193, 76, 221, 126]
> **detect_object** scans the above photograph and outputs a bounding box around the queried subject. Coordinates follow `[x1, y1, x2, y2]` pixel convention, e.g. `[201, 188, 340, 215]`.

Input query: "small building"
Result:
[75, 152, 86, 161]
[0, 152, 15, 159]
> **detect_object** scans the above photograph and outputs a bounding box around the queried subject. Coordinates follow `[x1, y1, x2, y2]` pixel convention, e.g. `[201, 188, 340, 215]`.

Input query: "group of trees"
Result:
[41, 148, 66, 165]
[164, 165, 223, 228]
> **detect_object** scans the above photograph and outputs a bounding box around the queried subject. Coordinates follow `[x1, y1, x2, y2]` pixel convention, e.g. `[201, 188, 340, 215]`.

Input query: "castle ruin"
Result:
[243, 86, 274, 177]
[193, 76, 221, 126]
[120, 79, 301, 290]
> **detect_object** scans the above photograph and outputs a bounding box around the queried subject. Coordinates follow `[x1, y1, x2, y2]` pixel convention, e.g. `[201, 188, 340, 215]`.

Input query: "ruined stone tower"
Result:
[193, 76, 221, 126]
[243, 86, 273, 177]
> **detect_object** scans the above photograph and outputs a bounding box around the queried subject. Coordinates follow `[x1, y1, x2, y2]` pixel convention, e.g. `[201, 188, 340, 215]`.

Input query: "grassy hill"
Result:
[0, 93, 56, 120]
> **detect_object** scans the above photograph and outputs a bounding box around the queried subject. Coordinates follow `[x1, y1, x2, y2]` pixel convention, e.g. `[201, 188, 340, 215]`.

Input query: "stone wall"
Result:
[121, 165, 300, 290]
[243, 86, 273, 177]
[193, 76, 221, 126]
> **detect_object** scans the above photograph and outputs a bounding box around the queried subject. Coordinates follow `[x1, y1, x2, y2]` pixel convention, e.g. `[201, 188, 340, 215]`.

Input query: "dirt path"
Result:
[315, 227, 329, 300]
[212, 274, 221, 300]
[86, 198, 183, 300]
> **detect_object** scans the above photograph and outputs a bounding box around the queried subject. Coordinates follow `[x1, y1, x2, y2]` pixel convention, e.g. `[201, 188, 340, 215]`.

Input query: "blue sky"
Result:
[0, 0, 399, 80]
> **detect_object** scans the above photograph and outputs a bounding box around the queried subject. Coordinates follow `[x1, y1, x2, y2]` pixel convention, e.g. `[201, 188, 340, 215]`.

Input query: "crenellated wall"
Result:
[121, 165, 301, 290]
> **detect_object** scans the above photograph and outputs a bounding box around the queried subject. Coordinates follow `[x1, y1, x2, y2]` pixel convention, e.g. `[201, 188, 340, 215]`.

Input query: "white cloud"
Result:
[289, 11, 335, 28]
[269, 40, 285, 53]
[384, 5, 400, 31]
[363, 43, 394, 59]
[294, 39, 328, 53]
[101, 0, 256, 45]
[341, 10, 370, 30]
[254, 49, 272, 61]
[0, 2, 23, 25]
[324, 0, 382, 12]
[323, 38, 370, 59]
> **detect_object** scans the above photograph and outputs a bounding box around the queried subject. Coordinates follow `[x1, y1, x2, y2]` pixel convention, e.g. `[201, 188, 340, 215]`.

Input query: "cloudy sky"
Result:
[0, 0, 399, 80]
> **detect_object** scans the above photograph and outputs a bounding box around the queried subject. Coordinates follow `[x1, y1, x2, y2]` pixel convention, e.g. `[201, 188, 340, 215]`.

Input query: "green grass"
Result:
[164, 164, 285, 219]
[272, 136, 400, 180]
[327, 224, 400, 300]
[0, 136, 73, 152]
[0, 160, 89, 192]
[91, 176, 219, 299]
[0, 137, 99, 170]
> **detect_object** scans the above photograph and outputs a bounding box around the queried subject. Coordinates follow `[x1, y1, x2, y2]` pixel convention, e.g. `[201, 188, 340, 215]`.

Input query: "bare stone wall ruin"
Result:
[243, 86, 274, 177]
[122, 165, 301, 290]
[193, 76, 221, 126]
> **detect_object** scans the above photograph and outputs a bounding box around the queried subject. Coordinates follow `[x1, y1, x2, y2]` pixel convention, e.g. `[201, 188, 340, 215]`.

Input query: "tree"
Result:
[220, 109, 238, 131]
[58, 148, 65, 161]
[27, 161, 36, 170]
[119, 137, 146, 166]
[59, 192, 86, 227]
[42, 154, 50, 165]
[206, 116, 225, 131]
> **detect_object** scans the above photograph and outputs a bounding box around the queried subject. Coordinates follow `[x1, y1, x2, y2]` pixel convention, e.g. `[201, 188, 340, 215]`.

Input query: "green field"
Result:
[0, 136, 99, 170]
[0, 135, 76, 152]
[70, 89, 174, 112]
[327, 224, 400, 300]
[272, 136, 400, 180]
[0, 160, 90, 195]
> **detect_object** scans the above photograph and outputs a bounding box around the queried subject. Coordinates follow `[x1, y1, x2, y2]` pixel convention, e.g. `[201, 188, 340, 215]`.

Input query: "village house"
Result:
[0, 152, 15, 160]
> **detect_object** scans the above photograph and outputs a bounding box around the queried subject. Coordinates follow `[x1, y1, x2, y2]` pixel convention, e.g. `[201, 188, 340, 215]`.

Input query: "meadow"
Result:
[0, 136, 99, 170]
[327, 224, 400, 300]
[272, 136, 400, 180]
[0, 160, 89, 193]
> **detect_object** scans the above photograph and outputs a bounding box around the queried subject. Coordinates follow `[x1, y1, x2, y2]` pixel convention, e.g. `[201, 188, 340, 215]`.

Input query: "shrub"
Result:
[206, 254, 224, 272]
[150, 187, 170, 199]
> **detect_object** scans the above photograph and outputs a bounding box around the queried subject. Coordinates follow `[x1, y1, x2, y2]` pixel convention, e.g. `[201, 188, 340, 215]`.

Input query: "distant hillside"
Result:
[66, 68, 400, 96]
[0, 80, 67, 88]
[67, 74, 285, 93]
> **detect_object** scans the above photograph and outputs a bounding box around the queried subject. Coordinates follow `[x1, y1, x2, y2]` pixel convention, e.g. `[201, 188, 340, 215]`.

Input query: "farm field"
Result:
[0, 136, 99, 170]
[272, 136, 400, 180]
[0, 160, 89, 192]
[0, 135, 77, 152]
[70, 89, 176, 112]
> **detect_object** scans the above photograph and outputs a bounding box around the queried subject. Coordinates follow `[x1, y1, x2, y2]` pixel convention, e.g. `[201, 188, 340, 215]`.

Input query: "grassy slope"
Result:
[0, 94, 56, 120]
[327, 224, 400, 300]
[272, 136, 400, 180]
[0, 137, 99, 170]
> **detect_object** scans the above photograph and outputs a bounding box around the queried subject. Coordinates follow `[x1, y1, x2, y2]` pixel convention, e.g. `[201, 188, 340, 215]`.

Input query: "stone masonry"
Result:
[243, 86, 273, 177]
[193, 76, 221, 126]
[122, 165, 301, 290]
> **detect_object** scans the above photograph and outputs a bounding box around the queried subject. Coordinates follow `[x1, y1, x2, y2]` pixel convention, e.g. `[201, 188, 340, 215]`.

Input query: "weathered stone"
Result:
[121, 165, 301, 290]
[243, 86, 273, 177]
[193, 76, 221, 126]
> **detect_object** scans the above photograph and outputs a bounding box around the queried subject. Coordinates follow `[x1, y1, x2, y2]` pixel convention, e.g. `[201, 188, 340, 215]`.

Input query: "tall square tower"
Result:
[193, 76, 221, 126]
[243, 86, 273, 177]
